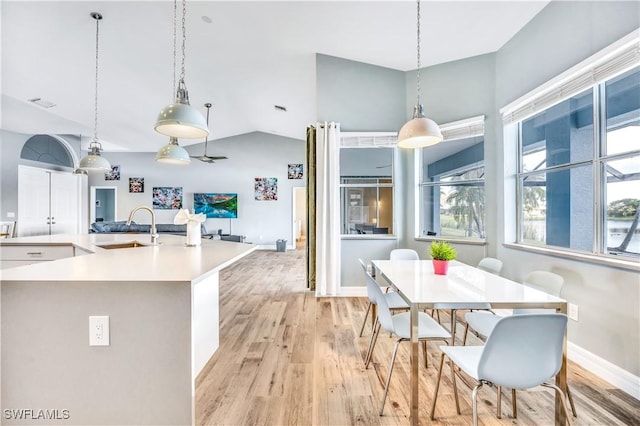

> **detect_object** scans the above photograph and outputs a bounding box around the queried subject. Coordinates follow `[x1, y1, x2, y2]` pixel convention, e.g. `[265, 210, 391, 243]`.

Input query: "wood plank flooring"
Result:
[195, 247, 640, 425]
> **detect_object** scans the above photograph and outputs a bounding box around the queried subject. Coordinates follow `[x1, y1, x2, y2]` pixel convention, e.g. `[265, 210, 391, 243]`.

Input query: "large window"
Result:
[419, 117, 485, 240]
[516, 66, 639, 259]
[340, 146, 394, 235]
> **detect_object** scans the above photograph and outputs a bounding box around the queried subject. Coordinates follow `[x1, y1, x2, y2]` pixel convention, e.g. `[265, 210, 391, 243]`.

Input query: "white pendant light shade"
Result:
[156, 137, 191, 165]
[154, 0, 208, 139]
[155, 101, 209, 139]
[397, 106, 443, 148]
[79, 144, 111, 171]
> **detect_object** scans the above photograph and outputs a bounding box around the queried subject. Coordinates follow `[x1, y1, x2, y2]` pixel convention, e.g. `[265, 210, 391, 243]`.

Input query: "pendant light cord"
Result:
[92, 13, 102, 145]
[180, 0, 187, 84]
[173, 0, 177, 95]
[415, 0, 421, 107]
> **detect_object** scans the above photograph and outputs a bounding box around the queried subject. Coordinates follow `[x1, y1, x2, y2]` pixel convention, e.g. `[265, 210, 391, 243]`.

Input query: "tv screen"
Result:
[194, 193, 238, 218]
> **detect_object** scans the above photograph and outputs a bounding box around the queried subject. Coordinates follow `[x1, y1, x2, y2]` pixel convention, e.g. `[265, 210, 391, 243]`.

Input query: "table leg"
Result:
[410, 304, 419, 425]
[556, 303, 568, 426]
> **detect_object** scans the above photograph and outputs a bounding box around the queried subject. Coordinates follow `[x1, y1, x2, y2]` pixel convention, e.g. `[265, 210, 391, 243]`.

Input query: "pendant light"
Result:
[78, 12, 111, 172]
[154, 0, 208, 139]
[156, 136, 191, 164]
[397, 0, 443, 149]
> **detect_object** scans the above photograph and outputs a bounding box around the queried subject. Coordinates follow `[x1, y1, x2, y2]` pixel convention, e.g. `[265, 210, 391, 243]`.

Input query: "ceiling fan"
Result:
[191, 103, 228, 163]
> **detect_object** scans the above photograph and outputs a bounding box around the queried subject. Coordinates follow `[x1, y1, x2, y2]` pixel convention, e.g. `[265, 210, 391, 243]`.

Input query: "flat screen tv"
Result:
[194, 193, 238, 218]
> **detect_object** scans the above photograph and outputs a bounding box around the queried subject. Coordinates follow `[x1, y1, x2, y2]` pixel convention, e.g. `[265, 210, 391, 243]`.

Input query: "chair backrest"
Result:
[358, 258, 368, 274]
[361, 259, 381, 304]
[513, 271, 564, 315]
[390, 249, 419, 260]
[477, 257, 503, 275]
[368, 273, 396, 334]
[522, 270, 564, 297]
[477, 314, 568, 389]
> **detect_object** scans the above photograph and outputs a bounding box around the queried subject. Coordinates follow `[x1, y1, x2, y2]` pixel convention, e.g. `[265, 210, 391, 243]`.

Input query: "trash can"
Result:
[276, 239, 287, 252]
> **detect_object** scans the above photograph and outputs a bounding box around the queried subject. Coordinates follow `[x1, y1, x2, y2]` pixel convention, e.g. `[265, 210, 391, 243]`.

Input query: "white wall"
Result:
[87, 132, 305, 247]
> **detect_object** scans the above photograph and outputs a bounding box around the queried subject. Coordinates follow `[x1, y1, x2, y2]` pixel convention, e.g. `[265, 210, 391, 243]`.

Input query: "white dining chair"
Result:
[476, 257, 503, 275]
[464, 270, 577, 418]
[389, 248, 420, 260]
[430, 313, 572, 426]
[366, 272, 451, 415]
[358, 259, 409, 350]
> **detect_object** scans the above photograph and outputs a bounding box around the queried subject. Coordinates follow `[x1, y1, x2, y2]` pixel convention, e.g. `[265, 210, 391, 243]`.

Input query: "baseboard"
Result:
[568, 341, 640, 400]
[337, 286, 367, 297]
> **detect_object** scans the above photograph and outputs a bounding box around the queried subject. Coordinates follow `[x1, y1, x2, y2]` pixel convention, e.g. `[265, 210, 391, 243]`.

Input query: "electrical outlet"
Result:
[89, 316, 110, 346]
[568, 303, 579, 321]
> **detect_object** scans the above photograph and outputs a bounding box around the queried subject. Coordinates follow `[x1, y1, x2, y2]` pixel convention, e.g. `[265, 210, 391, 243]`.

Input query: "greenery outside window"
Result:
[419, 117, 486, 240]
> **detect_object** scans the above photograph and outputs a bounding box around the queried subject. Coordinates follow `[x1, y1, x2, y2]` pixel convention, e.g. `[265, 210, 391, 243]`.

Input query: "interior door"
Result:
[50, 171, 81, 235]
[17, 166, 51, 236]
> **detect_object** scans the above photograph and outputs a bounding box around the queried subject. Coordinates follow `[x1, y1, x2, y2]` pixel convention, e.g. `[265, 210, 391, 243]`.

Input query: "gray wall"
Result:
[87, 132, 305, 247]
[316, 54, 409, 287]
[316, 54, 406, 132]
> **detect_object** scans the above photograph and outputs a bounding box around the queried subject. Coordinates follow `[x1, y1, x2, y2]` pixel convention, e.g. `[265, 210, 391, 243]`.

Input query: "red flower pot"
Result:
[432, 259, 449, 275]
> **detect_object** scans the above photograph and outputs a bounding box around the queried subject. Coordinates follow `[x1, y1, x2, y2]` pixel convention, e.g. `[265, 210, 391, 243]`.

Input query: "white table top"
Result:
[372, 259, 566, 309]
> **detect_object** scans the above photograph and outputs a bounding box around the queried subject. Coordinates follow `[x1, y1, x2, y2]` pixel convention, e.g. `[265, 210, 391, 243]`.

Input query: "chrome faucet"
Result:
[126, 205, 158, 245]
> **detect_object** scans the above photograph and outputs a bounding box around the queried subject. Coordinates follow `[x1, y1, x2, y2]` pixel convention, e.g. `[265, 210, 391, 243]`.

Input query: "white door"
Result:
[18, 166, 51, 236]
[18, 166, 81, 236]
[50, 171, 80, 235]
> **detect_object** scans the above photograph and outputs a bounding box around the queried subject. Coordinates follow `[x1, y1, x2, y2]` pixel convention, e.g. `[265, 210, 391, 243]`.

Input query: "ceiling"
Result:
[1, 0, 549, 153]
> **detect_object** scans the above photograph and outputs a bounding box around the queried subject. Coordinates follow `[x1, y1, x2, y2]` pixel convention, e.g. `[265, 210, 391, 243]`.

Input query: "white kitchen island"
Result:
[0, 234, 257, 425]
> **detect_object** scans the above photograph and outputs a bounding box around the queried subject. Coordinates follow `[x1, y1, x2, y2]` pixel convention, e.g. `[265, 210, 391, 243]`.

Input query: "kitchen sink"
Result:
[97, 241, 148, 250]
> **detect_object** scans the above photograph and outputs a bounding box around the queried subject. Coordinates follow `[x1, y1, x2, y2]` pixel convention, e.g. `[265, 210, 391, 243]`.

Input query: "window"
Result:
[340, 141, 394, 236]
[418, 117, 486, 240]
[516, 66, 639, 259]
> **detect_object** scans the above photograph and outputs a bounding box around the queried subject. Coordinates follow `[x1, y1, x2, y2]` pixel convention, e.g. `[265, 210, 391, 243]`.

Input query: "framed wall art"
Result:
[152, 186, 183, 209]
[254, 177, 278, 201]
[105, 165, 120, 181]
[288, 163, 303, 179]
[129, 177, 144, 193]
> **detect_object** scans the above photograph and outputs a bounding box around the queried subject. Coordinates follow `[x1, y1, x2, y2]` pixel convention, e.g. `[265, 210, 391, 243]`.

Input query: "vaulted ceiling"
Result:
[1, 1, 549, 152]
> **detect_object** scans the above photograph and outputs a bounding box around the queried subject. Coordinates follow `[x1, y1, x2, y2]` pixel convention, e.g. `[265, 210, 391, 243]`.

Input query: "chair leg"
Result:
[358, 302, 372, 337]
[449, 309, 457, 344]
[449, 353, 461, 414]
[512, 388, 517, 419]
[462, 322, 470, 345]
[566, 384, 578, 417]
[422, 340, 428, 368]
[364, 320, 380, 368]
[541, 383, 572, 426]
[496, 386, 502, 419]
[379, 340, 401, 416]
[429, 352, 446, 420]
[472, 382, 484, 426]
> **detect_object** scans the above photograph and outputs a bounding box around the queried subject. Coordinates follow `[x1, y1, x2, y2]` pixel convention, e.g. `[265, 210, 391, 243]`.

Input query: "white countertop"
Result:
[0, 233, 257, 283]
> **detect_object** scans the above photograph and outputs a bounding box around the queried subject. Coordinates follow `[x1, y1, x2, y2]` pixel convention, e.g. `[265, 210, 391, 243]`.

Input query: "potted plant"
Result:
[430, 241, 457, 275]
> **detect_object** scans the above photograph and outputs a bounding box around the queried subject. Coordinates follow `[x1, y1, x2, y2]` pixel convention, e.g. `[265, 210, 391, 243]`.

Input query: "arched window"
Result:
[20, 135, 75, 168]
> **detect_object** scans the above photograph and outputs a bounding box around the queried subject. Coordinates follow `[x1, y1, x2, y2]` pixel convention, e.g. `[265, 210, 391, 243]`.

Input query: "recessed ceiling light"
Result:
[274, 105, 287, 112]
[28, 97, 56, 108]
[201, 16, 212, 24]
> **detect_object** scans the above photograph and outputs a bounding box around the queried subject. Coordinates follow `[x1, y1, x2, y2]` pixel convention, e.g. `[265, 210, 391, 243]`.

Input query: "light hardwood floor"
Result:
[195, 247, 640, 425]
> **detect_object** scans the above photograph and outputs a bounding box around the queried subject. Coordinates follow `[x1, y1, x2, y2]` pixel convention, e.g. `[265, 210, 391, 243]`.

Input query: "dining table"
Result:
[371, 259, 569, 426]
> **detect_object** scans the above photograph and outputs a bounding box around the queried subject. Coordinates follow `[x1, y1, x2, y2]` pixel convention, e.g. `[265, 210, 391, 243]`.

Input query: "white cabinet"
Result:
[0, 244, 75, 269]
[18, 166, 82, 237]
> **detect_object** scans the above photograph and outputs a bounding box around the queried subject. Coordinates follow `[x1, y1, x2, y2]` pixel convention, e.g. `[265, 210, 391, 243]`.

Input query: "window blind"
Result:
[502, 30, 640, 125]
